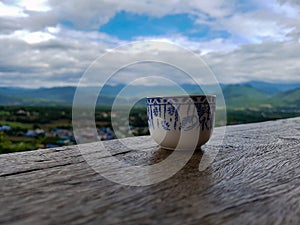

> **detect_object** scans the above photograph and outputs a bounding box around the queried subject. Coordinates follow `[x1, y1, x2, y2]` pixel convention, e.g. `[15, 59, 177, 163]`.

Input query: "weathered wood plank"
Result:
[0, 118, 299, 225]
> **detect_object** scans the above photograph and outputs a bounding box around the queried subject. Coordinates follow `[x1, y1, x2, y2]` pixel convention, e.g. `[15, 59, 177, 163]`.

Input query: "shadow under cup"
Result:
[146, 95, 216, 150]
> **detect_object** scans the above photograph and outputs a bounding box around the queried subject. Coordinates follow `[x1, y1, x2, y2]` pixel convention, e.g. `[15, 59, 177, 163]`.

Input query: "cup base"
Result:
[159, 145, 203, 151]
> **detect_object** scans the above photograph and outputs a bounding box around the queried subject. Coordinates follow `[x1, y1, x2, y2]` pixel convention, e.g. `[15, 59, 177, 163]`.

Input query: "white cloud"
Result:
[270, 0, 299, 18]
[134, 35, 238, 54]
[0, 33, 300, 87]
[186, 0, 234, 18]
[0, 26, 120, 87]
[204, 40, 300, 83]
[42, 0, 234, 30]
[1, 30, 56, 44]
[1, 0, 298, 43]
[0, 0, 300, 87]
[0, 1, 27, 17]
[278, 0, 300, 7]
[17, 0, 51, 12]
[219, 12, 294, 43]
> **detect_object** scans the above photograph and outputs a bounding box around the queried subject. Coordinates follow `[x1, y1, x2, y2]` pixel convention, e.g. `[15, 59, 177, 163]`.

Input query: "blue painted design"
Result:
[154, 98, 161, 104]
[146, 96, 215, 132]
[147, 106, 151, 128]
[161, 121, 170, 130]
[148, 105, 154, 129]
[174, 106, 179, 130]
[159, 104, 162, 117]
[153, 107, 159, 117]
[181, 115, 199, 131]
[199, 116, 207, 130]
[167, 105, 176, 116]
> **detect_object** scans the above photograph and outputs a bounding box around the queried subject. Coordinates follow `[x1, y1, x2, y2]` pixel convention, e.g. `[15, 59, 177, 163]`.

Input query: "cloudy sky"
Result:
[0, 0, 300, 87]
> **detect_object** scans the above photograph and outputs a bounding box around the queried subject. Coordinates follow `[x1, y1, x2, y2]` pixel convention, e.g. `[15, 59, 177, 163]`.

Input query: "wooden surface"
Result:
[0, 117, 299, 225]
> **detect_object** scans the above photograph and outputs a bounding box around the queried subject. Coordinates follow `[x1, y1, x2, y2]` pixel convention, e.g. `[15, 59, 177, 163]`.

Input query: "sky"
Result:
[0, 0, 300, 87]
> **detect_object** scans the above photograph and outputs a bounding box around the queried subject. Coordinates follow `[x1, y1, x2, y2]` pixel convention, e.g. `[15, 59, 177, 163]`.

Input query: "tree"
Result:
[0, 132, 12, 154]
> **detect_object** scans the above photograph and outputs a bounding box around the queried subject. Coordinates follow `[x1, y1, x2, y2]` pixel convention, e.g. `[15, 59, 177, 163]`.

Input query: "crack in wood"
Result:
[0, 117, 299, 225]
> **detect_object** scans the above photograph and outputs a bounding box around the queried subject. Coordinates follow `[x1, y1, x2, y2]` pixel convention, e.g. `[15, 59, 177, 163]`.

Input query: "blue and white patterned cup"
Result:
[147, 95, 216, 150]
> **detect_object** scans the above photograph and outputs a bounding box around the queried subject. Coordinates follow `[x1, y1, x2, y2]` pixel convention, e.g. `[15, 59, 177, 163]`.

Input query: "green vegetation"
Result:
[0, 103, 299, 154]
[226, 108, 300, 125]
[223, 84, 271, 108]
[0, 83, 299, 154]
[271, 88, 300, 108]
[0, 132, 34, 154]
[0, 106, 149, 154]
[222, 85, 300, 110]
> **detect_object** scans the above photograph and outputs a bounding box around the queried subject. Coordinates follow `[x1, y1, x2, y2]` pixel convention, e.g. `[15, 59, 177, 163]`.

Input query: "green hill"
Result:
[223, 84, 271, 109]
[0, 83, 299, 109]
[271, 88, 300, 108]
[0, 94, 22, 105]
[0, 94, 64, 106]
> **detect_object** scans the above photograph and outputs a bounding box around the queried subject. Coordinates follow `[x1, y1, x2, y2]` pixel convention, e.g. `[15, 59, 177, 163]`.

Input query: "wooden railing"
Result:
[0, 117, 299, 225]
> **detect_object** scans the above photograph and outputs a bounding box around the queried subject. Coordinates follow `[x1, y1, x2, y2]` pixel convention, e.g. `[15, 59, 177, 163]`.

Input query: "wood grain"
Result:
[0, 117, 299, 225]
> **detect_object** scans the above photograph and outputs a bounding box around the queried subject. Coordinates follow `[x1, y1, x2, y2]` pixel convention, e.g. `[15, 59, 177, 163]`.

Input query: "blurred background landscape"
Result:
[0, 80, 299, 154]
[1, 0, 300, 153]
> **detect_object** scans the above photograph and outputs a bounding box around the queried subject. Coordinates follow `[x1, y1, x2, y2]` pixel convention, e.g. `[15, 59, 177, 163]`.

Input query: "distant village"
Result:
[0, 107, 149, 152]
[0, 124, 117, 149]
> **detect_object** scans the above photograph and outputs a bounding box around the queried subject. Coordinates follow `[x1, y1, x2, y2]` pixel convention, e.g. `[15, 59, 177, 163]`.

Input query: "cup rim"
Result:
[146, 94, 216, 99]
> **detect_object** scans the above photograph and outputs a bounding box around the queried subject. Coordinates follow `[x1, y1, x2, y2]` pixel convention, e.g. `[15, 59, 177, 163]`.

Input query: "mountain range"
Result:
[0, 81, 299, 109]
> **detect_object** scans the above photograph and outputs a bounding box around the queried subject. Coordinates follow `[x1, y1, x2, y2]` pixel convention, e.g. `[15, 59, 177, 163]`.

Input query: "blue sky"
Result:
[100, 12, 198, 40]
[99, 11, 230, 41]
[0, 0, 299, 87]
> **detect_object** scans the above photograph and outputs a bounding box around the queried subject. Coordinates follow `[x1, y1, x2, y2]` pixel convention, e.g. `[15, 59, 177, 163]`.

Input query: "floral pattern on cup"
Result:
[147, 96, 215, 132]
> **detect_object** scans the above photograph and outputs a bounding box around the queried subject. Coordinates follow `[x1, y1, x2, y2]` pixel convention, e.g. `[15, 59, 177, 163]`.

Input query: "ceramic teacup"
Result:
[146, 95, 216, 150]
